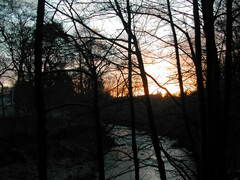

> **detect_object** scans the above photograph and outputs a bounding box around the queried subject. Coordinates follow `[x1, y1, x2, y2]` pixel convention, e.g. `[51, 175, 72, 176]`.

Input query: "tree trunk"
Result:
[34, 0, 47, 179]
[201, 0, 225, 179]
[166, 0, 197, 161]
[126, 1, 140, 179]
[112, 1, 166, 178]
[92, 70, 105, 180]
[224, 0, 233, 175]
[79, 58, 84, 94]
[192, 0, 207, 179]
[132, 35, 167, 180]
[0, 82, 5, 118]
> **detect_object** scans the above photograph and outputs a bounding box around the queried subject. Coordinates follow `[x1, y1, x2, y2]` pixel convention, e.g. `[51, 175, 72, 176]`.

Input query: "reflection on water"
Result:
[105, 126, 196, 180]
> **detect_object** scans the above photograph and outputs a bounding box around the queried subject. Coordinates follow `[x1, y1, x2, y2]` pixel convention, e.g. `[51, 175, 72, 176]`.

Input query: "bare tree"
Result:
[201, 0, 226, 179]
[0, 81, 5, 118]
[63, 28, 113, 180]
[108, 1, 167, 179]
[0, 1, 35, 83]
[34, 0, 47, 179]
[166, 0, 197, 157]
[223, 0, 233, 179]
[224, 0, 233, 136]
[192, 0, 207, 179]
[126, 1, 140, 179]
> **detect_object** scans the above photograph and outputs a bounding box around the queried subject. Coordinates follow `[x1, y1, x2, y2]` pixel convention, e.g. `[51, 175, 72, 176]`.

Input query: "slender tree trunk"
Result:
[192, 0, 207, 179]
[166, 0, 197, 159]
[79, 59, 84, 94]
[121, 7, 166, 180]
[132, 36, 167, 180]
[0, 82, 5, 118]
[201, 0, 225, 179]
[224, 0, 233, 175]
[111, 1, 166, 178]
[126, 1, 140, 179]
[224, 0, 233, 135]
[92, 71, 105, 180]
[34, 0, 47, 179]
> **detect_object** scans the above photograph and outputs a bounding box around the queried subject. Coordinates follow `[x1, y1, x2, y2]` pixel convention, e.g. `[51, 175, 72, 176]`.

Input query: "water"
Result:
[105, 126, 196, 180]
[0, 124, 195, 180]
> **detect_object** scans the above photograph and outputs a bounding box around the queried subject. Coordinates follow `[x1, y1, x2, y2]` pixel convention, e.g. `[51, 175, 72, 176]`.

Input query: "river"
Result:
[105, 125, 196, 180]
[0, 124, 195, 180]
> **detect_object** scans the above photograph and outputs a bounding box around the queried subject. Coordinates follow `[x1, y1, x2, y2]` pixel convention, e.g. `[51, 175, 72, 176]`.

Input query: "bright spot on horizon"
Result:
[145, 61, 181, 96]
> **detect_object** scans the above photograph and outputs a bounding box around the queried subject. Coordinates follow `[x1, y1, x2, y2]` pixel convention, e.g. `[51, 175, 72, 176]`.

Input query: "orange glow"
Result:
[145, 59, 197, 96]
[148, 83, 180, 96]
[145, 61, 181, 96]
[105, 58, 196, 97]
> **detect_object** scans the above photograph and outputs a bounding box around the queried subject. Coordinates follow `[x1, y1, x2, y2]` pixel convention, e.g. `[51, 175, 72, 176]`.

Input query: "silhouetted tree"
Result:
[34, 0, 47, 179]
[166, 0, 197, 159]
[0, 1, 35, 83]
[61, 26, 111, 180]
[126, 1, 140, 179]
[201, 0, 225, 179]
[192, 0, 207, 179]
[224, 0, 233, 133]
[0, 81, 5, 118]
[223, 0, 234, 179]
[109, 1, 167, 179]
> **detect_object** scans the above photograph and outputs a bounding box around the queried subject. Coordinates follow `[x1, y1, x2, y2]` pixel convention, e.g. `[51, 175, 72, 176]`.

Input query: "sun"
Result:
[148, 83, 180, 96]
[145, 61, 181, 96]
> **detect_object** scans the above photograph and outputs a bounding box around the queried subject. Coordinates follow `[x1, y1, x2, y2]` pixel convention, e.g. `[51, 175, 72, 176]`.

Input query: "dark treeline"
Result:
[0, 0, 240, 180]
